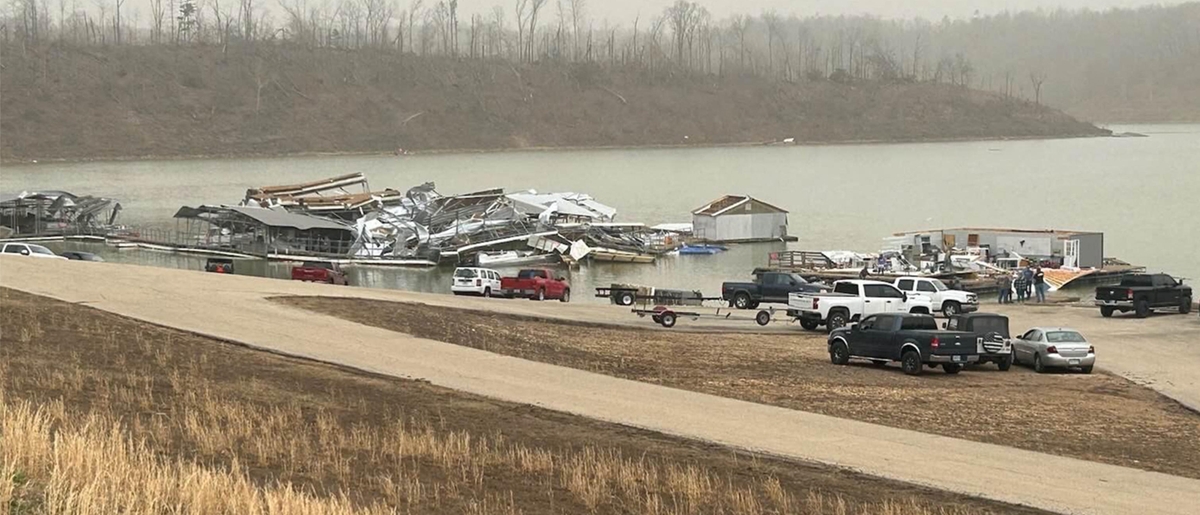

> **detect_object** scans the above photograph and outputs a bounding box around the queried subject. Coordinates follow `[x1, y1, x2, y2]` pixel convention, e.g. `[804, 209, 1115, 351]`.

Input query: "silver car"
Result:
[1012, 327, 1095, 374]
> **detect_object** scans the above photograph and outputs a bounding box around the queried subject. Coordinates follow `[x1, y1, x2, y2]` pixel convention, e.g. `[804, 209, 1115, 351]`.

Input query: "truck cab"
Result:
[722, 271, 828, 309]
[894, 277, 978, 316]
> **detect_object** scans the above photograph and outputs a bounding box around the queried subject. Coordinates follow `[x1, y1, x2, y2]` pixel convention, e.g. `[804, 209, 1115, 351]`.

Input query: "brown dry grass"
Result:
[0, 288, 1039, 514]
[277, 296, 1200, 480]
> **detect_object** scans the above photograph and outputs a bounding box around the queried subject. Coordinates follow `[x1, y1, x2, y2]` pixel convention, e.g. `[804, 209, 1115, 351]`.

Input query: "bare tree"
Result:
[526, 0, 545, 61]
[513, 0, 526, 61]
[1029, 71, 1046, 105]
[664, 0, 705, 66]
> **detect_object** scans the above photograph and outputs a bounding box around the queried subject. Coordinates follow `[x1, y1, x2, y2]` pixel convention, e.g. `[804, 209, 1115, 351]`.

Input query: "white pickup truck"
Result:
[788, 280, 934, 332]
[893, 277, 979, 316]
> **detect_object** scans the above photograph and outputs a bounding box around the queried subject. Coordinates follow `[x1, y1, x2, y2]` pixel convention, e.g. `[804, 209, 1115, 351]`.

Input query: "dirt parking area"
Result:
[279, 296, 1200, 480]
[0, 288, 1041, 515]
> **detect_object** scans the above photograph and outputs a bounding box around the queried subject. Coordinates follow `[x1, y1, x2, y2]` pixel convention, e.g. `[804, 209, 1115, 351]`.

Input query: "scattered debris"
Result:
[0, 190, 122, 238]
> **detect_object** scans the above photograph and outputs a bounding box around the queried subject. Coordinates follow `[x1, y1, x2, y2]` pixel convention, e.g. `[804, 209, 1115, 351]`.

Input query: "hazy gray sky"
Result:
[482, 0, 1190, 23]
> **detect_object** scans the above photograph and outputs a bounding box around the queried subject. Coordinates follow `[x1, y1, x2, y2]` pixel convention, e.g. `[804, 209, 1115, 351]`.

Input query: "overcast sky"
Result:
[464, 0, 1190, 23]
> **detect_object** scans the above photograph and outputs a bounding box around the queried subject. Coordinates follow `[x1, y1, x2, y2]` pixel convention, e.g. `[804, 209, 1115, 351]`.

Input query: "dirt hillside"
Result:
[0, 44, 1107, 161]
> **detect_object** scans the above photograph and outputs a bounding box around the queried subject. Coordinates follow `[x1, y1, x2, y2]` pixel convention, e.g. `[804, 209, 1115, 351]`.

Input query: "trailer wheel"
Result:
[800, 319, 820, 331]
[755, 310, 771, 326]
[659, 312, 677, 328]
[618, 291, 635, 306]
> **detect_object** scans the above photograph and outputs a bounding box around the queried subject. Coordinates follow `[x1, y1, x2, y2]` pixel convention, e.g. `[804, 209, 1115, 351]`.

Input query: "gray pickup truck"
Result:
[827, 313, 979, 376]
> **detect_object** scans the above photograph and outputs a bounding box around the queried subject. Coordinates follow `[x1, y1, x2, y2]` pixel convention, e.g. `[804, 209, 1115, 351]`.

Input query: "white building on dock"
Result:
[691, 195, 794, 243]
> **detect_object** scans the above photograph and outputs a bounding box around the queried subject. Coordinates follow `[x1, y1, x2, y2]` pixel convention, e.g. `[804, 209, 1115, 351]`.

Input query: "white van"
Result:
[451, 267, 502, 297]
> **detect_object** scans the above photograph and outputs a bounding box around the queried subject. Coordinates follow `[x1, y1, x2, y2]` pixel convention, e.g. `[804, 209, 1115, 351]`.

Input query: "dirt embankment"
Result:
[0, 288, 1043, 514]
[0, 44, 1107, 162]
[278, 296, 1200, 480]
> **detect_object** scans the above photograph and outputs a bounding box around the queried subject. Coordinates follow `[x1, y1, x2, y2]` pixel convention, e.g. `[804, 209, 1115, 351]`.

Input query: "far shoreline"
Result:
[1, 131, 1113, 166]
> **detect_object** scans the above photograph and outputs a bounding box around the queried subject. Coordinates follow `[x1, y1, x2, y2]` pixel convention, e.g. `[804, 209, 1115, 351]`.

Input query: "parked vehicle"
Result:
[943, 313, 1013, 370]
[894, 277, 978, 316]
[827, 313, 979, 375]
[723, 271, 829, 310]
[1095, 274, 1192, 318]
[451, 267, 503, 297]
[204, 257, 235, 274]
[60, 251, 104, 262]
[789, 280, 934, 332]
[1, 242, 67, 260]
[500, 268, 570, 302]
[1011, 327, 1095, 373]
[291, 261, 349, 285]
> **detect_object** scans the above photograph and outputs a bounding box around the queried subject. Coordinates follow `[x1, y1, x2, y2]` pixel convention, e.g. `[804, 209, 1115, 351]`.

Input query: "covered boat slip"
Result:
[0, 190, 122, 238]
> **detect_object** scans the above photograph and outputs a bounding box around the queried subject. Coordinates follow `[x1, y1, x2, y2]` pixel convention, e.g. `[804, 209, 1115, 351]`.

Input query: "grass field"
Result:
[0, 287, 1043, 514]
[278, 296, 1200, 480]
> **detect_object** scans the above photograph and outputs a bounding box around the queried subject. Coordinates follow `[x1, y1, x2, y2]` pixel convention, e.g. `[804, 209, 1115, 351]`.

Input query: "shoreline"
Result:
[1, 131, 1110, 166]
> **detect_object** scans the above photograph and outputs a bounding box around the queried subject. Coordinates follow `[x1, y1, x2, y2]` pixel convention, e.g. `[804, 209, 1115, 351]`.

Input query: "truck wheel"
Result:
[1181, 297, 1193, 314]
[800, 319, 820, 331]
[943, 363, 962, 375]
[537, 289, 546, 301]
[1100, 306, 1114, 318]
[618, 292, 635, 306]
[829, 340, 850, 365]
[733, 293, 751, 310]
[755, 310, 771, 326]
[901, 351, 922, 376]
[826, 310, 849, 332]
[1034, 354, 1047, 373]
[998, 353, 1013, 372]
[943, 301, 961, 316]
[1135, 299, 1150, 318]
[483, 287, 492, 298]
[659, 312, 677, 328]
[560, 289, 571, 303]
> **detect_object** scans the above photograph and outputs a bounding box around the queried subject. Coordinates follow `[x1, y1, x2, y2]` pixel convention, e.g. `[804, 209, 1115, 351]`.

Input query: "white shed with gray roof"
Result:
[691, 195, 794, 243]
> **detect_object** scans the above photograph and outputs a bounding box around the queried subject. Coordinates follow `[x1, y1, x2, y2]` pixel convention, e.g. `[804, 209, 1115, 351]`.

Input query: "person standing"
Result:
[1034, 267, 1047, 303]
[997, 274, 1012, 304]
[1014, 271, 1028, 303]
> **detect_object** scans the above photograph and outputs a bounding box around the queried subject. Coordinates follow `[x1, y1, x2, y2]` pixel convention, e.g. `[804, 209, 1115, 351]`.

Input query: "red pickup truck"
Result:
[500, 268, 570, 302]
[291, 261, 349, 285]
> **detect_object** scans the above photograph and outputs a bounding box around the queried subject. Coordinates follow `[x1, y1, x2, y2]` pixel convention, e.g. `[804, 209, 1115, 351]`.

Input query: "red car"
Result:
[500, 268, 570, 302]
[291, 261, 349, 285]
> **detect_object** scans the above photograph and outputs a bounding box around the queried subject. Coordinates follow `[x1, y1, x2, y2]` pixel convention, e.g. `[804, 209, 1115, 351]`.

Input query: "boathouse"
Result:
[691, 195, 793, 243]
[890, 227, 1105, 268]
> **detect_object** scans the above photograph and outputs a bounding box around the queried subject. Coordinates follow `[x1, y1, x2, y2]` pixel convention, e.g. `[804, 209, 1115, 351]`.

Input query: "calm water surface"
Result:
[4, 124, 1198, 301]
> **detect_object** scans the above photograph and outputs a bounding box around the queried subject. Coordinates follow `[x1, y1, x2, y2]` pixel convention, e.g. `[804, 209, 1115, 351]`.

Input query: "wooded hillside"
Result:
[0, 44, 1104, 161]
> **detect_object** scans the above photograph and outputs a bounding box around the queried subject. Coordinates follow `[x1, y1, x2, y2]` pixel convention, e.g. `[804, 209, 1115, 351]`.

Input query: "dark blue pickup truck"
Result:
[827, 313, 979, 376]
[722, 271, 828, 309]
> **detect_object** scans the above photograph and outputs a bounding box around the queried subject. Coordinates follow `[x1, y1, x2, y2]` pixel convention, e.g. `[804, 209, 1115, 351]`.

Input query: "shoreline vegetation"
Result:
[2, 131, 1109, 166]
[1, 44, 1107, 163]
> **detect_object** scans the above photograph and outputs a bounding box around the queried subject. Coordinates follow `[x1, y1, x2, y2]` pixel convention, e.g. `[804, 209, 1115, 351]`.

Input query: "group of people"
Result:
[998, 266, 1047, 303]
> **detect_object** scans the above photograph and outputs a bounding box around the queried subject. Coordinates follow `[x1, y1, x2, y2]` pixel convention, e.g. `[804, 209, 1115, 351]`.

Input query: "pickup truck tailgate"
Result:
[1095, 287, 1132, 302]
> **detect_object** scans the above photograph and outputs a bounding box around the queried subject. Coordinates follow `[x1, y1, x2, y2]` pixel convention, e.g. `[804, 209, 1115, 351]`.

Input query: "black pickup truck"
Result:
[944, 313, 1013, 371]
[1095, 274, 1192, 318]
[828, 313, 978, 376]
[722, 271, 829, 309]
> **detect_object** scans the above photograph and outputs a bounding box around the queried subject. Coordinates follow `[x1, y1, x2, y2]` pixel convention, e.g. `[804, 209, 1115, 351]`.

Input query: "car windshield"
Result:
[454, 269, 478, 278]
[928, 279, 949, 291]
[29, 245, 56, 255]
[1046, 331, 1087, 343]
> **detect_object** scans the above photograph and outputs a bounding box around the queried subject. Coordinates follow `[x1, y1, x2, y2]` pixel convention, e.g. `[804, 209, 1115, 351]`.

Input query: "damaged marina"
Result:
[119, 173, 685, 266]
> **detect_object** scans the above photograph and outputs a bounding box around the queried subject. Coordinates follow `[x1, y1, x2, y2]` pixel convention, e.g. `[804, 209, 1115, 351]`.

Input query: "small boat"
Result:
[475, 250, 556, 267]
[587, 248, 656, 264]
[678, 244, 727, 255]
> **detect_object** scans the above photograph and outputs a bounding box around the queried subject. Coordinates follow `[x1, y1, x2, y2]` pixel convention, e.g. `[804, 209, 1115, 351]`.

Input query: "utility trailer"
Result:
[633, 304, 792, 329]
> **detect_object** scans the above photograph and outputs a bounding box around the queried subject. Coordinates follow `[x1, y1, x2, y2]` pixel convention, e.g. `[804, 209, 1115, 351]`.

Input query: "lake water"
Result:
[4, 124, 1198, 302]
